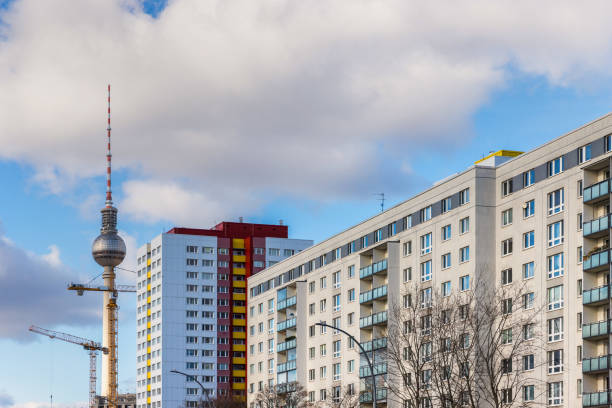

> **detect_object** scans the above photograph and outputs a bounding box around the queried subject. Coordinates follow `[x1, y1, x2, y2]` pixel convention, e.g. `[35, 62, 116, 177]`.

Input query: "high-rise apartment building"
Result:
[135, 222, 313, 408]
[247, 113, 612, 408]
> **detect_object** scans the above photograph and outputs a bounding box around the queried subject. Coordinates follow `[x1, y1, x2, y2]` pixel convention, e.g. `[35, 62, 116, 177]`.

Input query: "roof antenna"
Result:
[105, 84, 113, 208]
[374, 193, 385, 212]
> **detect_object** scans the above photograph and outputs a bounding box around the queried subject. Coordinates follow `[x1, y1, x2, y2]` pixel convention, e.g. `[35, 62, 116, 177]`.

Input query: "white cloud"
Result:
[0, 230, 99, 341]
[1, 0, 612, 224]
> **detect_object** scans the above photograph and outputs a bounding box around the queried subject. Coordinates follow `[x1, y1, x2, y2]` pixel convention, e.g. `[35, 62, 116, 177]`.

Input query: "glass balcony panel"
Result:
[583, 285, 610, 305]
[584, 179, 610, 203]
[584, 250, 610, 272]
[360, 259, 388, 279]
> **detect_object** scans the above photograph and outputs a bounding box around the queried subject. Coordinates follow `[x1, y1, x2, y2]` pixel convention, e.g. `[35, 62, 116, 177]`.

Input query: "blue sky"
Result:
[2, 1, 612, 407]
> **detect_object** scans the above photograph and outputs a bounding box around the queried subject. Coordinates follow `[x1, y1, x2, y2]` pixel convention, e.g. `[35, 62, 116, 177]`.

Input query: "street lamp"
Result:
[170, 369, 207, 408]
[314, 322, 378, 408]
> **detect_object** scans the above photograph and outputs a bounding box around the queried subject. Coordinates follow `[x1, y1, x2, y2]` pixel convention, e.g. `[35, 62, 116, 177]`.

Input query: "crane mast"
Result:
[29, 325, 108, 408]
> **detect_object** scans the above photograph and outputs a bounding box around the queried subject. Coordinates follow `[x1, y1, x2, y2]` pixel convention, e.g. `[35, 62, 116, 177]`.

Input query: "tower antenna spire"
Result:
[106, 84, 113, 207]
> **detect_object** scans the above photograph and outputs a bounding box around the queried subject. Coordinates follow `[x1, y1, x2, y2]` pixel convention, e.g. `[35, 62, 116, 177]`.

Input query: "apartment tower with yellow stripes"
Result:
[135, 222, 312, 408]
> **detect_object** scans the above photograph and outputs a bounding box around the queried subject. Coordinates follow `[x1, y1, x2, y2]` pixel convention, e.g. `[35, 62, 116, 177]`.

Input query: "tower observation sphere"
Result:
[92, 205, 126, 267]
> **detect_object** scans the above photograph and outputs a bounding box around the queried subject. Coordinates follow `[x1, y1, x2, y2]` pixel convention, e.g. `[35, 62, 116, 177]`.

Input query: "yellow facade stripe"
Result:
[232, 344, 246, 352]
[147, 284, 151, 291]
[232, 319, 246, 326]
[147, 385, 151, 391]
[147, 372, 151, 379]
[232, 293, 246, 301]
[233, 268, 246, 275]
[147, 359, 151, 366]
[147, 271, 151, 278]
[474, 149, 523, 164]
[147, 334, 151, 341]
[147, 309, 151, 316]
[232, 357, 246, 365]
[147, 296, 151, 303]
[232, 370, 246, 377]
[147, 347, 151, 353]
[147, 321, 151, 329]
[232, 383, 246, 390]
[232, 306, 246, 314]
[232, 332, 246, 339]
[147, 258, 151, 266]
[233, 254, 246, 263]
[232, 239, 245, 249]
[147, 397, 151, 404]
[233, 280, 246, 288]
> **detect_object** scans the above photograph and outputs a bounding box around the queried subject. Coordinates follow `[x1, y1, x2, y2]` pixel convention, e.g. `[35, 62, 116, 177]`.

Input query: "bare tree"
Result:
[384, 277, 545, 408]
[320, 385, 359, 408]
[254, 382, 311, 408]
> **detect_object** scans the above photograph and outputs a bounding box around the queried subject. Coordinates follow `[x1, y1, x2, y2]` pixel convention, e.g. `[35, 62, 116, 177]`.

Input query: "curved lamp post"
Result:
[170, 369, 207, 408]
[314, 322, 377, 408]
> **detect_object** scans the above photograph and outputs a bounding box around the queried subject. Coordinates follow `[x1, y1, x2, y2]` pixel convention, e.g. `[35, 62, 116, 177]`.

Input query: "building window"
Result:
[347, 265, 355, 278]
[403, 267, 412, 282]
[309, 281, 315, 293]
[523, 385, 535, 401]
[420, 288, 432, 309]
[459, 275, 470, 291]
[523, 292, 534, 309]
[501, 208, 513, 226]
[547, 285, 564, 310]
[548, 382, 563, 406]
[441, 281, 451, 297]
[459, 246, 470, 263]
[333, 340, 341, 358]
[420, 233, 432, 255]
[441, 197, 452, 213]
[332, 271, 341, 288]
[523, 230, 535, 249]
[502, 298, 512, 314]
[501, 268, 512, 285]
[403, 241, 412, 256]
[501, 328, 512, 344]
[578, 144, 591, 164]
[523, 324, 534, 341]
[548, 350, 563, 374]
[547, 221, 564, 247]
[577, 212, 583, 231]
[501, 179, 513, 197]
[420, 261, 432, 282]
[459, 188, 470, 205]
[420, 206, 432, 222]
[459, 217, 470, 234]
[347, 288, 355, 302]
[441, 253, 451, 269]
[332, 294, 341, 312]
[523, 199, 535, 218]
[501, 238, 513, 256]
[320, 277, 326, 289]
[547, 253, 564, 278]
[523, 169, 535, 187]
[578, 279, 583, 296]
[547, 156, 564, 177]
[548, 317, 564, 342]
[547, 188, 564, 215]
[578, 179, 583, 197]
[522, 261, 534, 280]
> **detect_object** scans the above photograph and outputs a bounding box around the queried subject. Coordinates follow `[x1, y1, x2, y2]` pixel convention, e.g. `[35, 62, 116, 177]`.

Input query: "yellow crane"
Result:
[29, 325, 108, 408]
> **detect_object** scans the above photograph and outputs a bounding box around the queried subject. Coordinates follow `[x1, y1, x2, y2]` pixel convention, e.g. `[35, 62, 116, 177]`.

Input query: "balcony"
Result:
[584, 215, 611, 239]
[277, 338, 297, 353]
[584, 250, 610, 273]
[359, 362, 387, 378]
[360, 310, 388, 329]
[583, 355, 612, 374]
[277, 296, 297, 311]
[277, 359, 297, 373]
[359, 389, 387, 403]
[277, 317, 296, 332]
[584, 179, 611, 204]
[584, 285, 610, 306]
[583, 391, 612, 407]
[360, 285, 388, 305]
[583, 320, 612, 340]
[360, 337, 387, 353]
[360, 259, 388, 280]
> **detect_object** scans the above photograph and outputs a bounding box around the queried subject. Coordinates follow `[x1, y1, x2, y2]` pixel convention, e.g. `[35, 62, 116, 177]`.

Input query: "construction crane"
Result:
[68, 283, 136, 295]
[29, 325, 108, 408]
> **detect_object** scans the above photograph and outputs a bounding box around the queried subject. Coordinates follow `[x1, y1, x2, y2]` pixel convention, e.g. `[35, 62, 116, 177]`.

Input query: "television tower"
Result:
[91, 85, 126, 406]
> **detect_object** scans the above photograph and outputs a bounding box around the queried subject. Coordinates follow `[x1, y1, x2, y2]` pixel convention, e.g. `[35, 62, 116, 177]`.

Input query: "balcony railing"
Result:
[360, 337, 388, 353]
[360, 310, 388, 329]
[277, 296, 297, 311]
[584, 250, 610, 272]
[277, 359, 297, 373]
[583, 320, 612, 340]
[583, 285, 610, 306]
[584, 179, 611, 204]
[583, 355, 612, 374]
[360, 285, 388, 304]
[584, 215, 611, 237]
[277, 338, 297, 353]
[583, 391, 612, 407]
[277, 317, 296, 332]
[359, 363, 387, 378]
[359, 389, 387, 403]
[360, 259, 388, 280]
